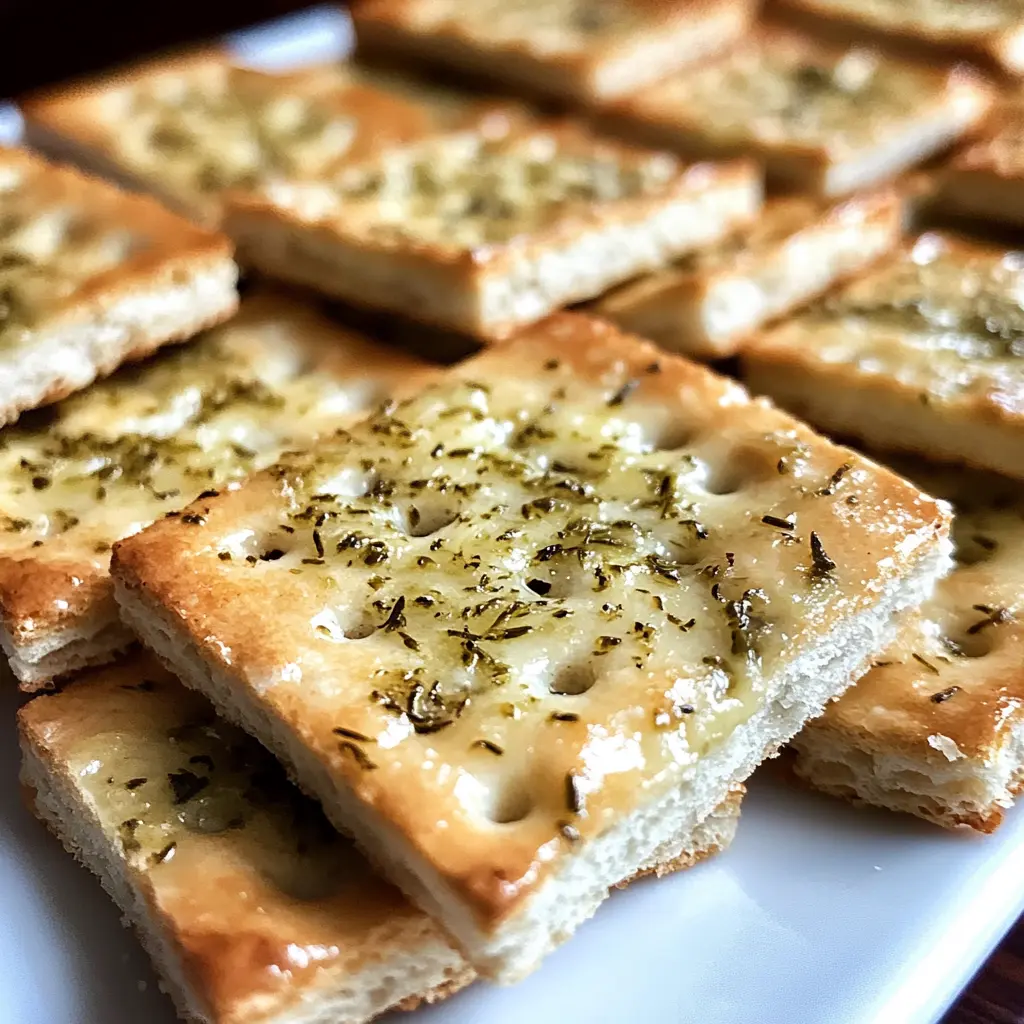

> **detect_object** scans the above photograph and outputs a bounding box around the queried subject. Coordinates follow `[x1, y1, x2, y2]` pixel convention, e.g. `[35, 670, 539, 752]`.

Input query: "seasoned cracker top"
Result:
[0, 147, 227, 351]
[0, 293, 431, 644]
[19, 658, 462, 1021]
[789, 0, 1024, 43]
[356, 0, 702, 60]
[113, 313, 949, 924]
[23, 55, 509, 223]
[812, 462, 1024, 766]
[249, 123, 727, 259]
[750, 233, 1024, 421]
[613, 27, 976, 157]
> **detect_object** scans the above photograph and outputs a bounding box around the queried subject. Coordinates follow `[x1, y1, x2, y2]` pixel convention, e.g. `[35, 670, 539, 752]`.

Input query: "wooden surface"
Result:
[947, 922, 1024, 1023]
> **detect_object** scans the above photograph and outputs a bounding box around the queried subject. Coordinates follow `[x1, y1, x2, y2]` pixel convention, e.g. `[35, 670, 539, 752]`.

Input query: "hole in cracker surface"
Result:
[952, 529, 999, 567]
[456, 771, 533, 825]
[946, 629, 995, 660]
[311, 607, 376, 642]
[342, 612, 377, 640]
[549, 662, 597, 696]
[702, 446, 771, 496]
[403, 500, 460, 538]
[649, 419, 697, 453]
[527, 553, 590, 600]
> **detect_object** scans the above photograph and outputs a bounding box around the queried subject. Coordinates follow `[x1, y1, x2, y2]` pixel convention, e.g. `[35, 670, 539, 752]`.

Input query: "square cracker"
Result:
[743, 232, 1024, 481]
[600, 25, 993, 197]
[0, 146, 237, 428]
[775, 0, 1024, 76]
[938, 98, 1024, 228]
[19, 657, 742, 1022]
[351, 0, 755, 104]
[594, 188, 902, 359]
[111, 312, 951, 981]
[793, 462, 1024, 833]
[0, 290, 435, 691]
[18, 656, 473, 1024]
[21, 50, 515, 228]
[224, 122, 761, 340]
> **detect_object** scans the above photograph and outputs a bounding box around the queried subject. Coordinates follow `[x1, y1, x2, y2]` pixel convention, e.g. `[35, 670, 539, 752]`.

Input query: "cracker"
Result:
[594, 188, 902, 359]
[600, 25, 993, 197]
[350, 0, 754, 104]
[775, 0, 1024, 75]
[111, 312, 952, 981]
[938, 98, 1024, 228]
[0, 146, 237, 428]
[21, 50, 514, 227]
[224, 123, 761, 340]
[19, 655, 742, 1022]
[793, 462, 1024, 832]
[0, 291, 434, 690]
[18, 656, 473, 1024]
[743, 232, 1024, 481]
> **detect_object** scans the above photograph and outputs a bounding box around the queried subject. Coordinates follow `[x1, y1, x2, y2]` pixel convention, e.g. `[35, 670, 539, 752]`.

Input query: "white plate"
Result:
[3, 678, 1022, 1024]
[3, 8, 1022, 1022]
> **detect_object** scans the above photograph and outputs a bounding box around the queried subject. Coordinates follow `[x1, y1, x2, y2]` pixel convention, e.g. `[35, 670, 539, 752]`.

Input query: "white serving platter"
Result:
[2, 7, 1022, 1023]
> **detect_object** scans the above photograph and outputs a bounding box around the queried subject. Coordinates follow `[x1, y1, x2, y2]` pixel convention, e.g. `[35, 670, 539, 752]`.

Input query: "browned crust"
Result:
[789, 755, 1021, 833]
[0, 147, 235, 348]
[20, 50, 520, 228]
[18, 659, 470, 1024]
[0, 145, 237, 427]
[790, 462, 1024, 833]
[0, 557, 114, 649]
[600, 24, 994, 194]
[229, 124, 754, 271]
[111, 310, 951, 929]
[0, 290, 434, 690]
[0, 147, 232, 302]
[807, 631, 1024, 765]
[390, 970, 477, 1013]
[223, 125, 759, 338]
[351, 0, 755, 104]
[772, 0, 1024, 76]
[612, 784, 744, 887]
[742, 233, 1024, 445]
[11, 308, 230, 420]
[19, 50, 231, 222]
[595, 187, 903, 356]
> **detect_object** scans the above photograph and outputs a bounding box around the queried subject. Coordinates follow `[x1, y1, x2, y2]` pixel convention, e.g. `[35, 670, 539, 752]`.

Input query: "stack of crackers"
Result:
[3, 0, 1023, 1019]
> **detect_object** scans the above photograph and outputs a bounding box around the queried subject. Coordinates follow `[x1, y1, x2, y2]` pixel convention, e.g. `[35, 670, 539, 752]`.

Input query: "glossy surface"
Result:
[752, 233, 1024, 416]
[614, 27, 949, 155]
[3, 9, 1016, 1022]
[24, 49, 507, 225]
[0, 292, 431, 672]
[789, 0, 1024, 39]
[795, 462, 1024, 830]
[112, 313, 948, 922]
[0, 294, 425, 564]
[259, 125, 689, 253]
[0, 148, 222, 349]
[814, 464, 1024, 755]
[4, 673, 1023, 1024]
[18, 661, 466, 1022]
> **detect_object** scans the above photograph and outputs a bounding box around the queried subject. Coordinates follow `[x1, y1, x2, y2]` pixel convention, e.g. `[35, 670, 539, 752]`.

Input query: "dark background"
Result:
[0, 0, 315, 95]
